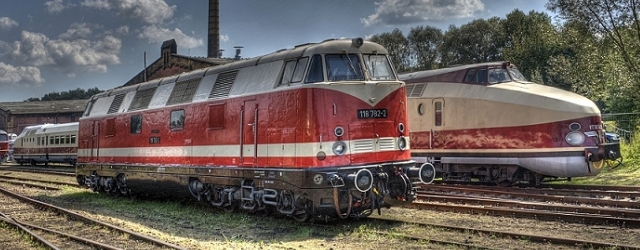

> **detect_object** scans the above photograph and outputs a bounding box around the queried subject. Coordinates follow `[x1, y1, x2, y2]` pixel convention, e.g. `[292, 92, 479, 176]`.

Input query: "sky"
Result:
[0, 0, 549, 102]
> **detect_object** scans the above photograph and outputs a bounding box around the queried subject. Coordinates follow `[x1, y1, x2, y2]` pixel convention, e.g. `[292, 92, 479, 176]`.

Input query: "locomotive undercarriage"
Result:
[76, 162, 433, 222]
[435, 162, 545, 186]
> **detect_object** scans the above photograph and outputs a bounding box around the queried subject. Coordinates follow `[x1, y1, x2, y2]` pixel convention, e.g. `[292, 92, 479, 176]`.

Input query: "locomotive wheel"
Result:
[292, 209, 310, 223]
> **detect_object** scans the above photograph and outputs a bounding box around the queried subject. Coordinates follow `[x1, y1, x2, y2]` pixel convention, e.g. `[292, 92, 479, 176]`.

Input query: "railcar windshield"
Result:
[326, 54, 364, 81]
[488, 68, 510, 84]
[364, 55, 395, 80]
[508, 68, 527, 82]
[0, 134, 7, 141]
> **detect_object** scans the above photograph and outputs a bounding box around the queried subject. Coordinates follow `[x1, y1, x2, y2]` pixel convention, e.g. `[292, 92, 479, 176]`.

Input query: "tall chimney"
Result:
[207, 0, 220, 58]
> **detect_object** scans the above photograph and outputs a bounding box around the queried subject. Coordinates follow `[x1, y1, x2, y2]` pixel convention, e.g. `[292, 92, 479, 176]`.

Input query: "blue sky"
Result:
[0, 0, 548, 102]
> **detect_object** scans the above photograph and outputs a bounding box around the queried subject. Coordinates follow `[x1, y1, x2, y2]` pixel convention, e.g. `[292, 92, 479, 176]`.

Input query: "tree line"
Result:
[369, 0, 640, 114]
[25, 87, 103, 102]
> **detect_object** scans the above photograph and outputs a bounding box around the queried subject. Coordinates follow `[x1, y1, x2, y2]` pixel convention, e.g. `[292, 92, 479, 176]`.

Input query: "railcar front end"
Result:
[76, 38, 434, 221]
[400, 61, 620, 185]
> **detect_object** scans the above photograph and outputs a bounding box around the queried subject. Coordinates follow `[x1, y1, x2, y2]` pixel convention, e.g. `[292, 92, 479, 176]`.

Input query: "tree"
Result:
[29, 87, 103, 101]
[502, 10, 560, 85]
[547, 0, 640, 111]
[369, 28, 411, 72]
[440, 17, 505, 66]
[407, 26, 443, 70]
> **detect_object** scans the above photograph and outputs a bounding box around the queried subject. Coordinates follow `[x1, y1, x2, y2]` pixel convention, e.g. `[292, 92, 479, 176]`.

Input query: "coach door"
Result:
[90, 121, 100, 161]
[241, 100, 258, 165]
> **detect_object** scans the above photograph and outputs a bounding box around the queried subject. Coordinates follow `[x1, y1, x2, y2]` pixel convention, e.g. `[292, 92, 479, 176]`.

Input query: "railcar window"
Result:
[488, 68, 510, 84]
[364, 55, 394, 80]
[49, 137, 54, 145]
[326, 54, 364, 81]
[464, 69, 476, 82]
[55, 136, 60, 145]
[475, 69, 487, 84]
[170, 109, 185, 130]
[305, 55, 323, 83]
[435, 102, 443, 126]
[65, 135, 70, 144]
[71, 135, 76, 144]
[131, 115, 142, 134]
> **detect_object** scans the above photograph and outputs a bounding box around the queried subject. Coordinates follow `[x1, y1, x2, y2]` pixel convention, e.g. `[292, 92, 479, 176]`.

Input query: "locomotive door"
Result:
[90, 120, 100, 162]
[241, 100, 258, 165]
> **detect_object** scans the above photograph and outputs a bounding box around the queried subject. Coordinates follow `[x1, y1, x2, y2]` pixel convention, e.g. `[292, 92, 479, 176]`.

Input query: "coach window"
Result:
[435, 101, 443, 126]
[131, 115, 142, 134]
[71, 135, 76, 144]
[170, 109, 185, 130]
[464, 69, 476, 83]
[49, 136, 54, 145]
[305, 55, 323, 83]
[65, 135, 71, 144]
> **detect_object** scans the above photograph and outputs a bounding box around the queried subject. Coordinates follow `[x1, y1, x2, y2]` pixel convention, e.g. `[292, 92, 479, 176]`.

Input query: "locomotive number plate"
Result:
[357, 109, 388, 119]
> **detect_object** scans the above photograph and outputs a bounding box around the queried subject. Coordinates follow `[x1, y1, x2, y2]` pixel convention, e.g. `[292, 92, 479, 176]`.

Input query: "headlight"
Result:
[398, 136, 407, 150]
[334, 126, 344, 137]
[565, 131, 585, 146]
[398, 123, 405, 133]
[332, 141, 347, 156]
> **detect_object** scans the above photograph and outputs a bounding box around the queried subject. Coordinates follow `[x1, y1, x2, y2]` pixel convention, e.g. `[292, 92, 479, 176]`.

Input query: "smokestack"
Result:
[207, 0, 220, 58]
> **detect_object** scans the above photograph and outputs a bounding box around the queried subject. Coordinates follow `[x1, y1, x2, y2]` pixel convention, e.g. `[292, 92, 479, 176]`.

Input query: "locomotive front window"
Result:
[326, 54, 364, 81]
[364, 55, 394, 80]
[305, 55, 323, 83]
[280, 57, 309, 86]
[0, 134, 6, 141]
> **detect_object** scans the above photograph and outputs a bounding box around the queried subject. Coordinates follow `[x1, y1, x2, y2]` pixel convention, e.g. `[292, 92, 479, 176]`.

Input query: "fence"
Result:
[602, 112, 639, 141]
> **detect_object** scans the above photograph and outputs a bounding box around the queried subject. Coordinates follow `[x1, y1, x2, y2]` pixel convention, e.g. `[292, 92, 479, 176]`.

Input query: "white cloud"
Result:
[45, 0, 75, 13]
[82, 0, 176, 24]
[138, 25, 203, 49]
[116, 25, 129, 35]
[220, 34, 229, 43]
[0, 62, 44, 85]
[0, 17, 18, 30]
[7, 31, 121, 74]
[59, 23, 104, 40]
[361, 0, 485, 27]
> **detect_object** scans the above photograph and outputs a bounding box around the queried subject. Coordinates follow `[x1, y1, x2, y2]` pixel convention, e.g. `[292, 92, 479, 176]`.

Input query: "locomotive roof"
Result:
[92, 38, 388, 100]
[0, 99, 88, 115]
[399, 61, 514, 84]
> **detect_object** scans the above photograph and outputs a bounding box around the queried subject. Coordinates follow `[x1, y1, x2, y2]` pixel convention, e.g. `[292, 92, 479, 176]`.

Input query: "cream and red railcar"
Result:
[13, 123, 79, 166]
[77, 38, 434, 221]
[399, 61, 621, 185]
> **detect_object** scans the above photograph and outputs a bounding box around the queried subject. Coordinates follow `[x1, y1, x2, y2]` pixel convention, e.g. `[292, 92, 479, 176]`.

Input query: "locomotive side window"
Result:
[208, 104, 225, 129]
[435, 101, 443, 126]
[131, 115, 142, 134]
[280, 57, 309, 86]
[364, 55, 394, 80]
[305, 55, 323, 83]
[326, 54, 364, 81]
[170, 109, 185, 130]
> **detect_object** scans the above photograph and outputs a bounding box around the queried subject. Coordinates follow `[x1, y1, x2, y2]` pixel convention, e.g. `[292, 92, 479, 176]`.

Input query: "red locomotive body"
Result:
[77, 38, 434, 221]
[400, 61, 621, 185]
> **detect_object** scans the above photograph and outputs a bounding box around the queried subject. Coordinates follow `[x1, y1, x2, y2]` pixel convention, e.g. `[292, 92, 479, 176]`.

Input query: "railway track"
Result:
[0, 185, 185, 249]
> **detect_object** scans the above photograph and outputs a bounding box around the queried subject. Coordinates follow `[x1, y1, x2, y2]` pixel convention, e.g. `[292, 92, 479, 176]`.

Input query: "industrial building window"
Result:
[131, 115, 142, 134]
[170, 109, 185, 130]
[106, 118, 116, 136]
[208, 103, 225, 129]
[435, 101, 443, 126]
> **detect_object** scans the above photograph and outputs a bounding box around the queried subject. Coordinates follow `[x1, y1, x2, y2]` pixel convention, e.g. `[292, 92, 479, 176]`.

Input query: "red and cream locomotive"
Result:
[399, 61, 621, 185]
[0, 129, 9, 161]
[77, 38, 434, 221]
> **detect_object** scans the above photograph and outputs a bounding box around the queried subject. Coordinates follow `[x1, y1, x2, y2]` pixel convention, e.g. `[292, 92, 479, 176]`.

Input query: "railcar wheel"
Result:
[30, 160, 36, 166]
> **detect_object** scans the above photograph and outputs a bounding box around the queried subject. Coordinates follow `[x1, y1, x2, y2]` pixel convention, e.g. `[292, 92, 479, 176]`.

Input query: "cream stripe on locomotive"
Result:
[78, 137, 408, 158]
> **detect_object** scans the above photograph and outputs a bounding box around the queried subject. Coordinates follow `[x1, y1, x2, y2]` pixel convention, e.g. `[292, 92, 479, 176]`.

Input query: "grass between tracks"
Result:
[559, 135, 640, 185]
